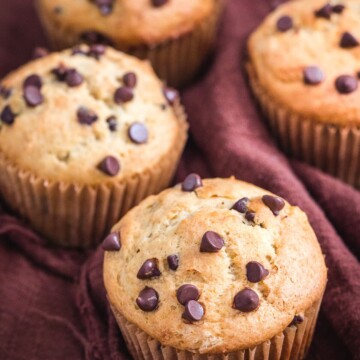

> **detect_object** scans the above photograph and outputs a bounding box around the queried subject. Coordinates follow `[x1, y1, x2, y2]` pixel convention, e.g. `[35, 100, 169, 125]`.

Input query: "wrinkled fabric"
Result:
[0, 1, 359, 360]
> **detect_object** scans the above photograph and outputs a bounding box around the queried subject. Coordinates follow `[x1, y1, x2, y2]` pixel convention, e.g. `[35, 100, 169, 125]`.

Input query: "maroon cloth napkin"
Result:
[0, 1, 359, 359]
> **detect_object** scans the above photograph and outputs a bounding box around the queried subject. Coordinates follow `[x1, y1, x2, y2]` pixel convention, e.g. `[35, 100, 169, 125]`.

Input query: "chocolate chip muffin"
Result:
[103, 176, 327, 359]
[0, 45, 187, 247]
[35, 0, 226, 88]
[247, 0, 360, 188]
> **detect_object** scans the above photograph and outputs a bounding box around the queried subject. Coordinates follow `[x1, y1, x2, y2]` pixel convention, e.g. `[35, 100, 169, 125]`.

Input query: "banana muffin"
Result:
[103, 176, 327, 359]
[35, 0, 226, 87]
[0, 45, 187, 247]
[247, 0, 360, 188]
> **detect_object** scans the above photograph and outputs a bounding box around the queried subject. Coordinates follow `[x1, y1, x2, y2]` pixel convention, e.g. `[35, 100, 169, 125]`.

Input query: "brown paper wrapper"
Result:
[0, 103, 187, 248]
[247, 63, 360, 189]
[35, 1, 226, 88]
[110, 297, 322, 360]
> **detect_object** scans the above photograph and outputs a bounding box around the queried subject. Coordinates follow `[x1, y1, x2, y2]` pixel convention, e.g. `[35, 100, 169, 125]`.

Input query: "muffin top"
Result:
[0, 46, 186, 184]
[37, 0, 215, 46]
[103, 177, 327, 354]
[248, 0, 360, 126]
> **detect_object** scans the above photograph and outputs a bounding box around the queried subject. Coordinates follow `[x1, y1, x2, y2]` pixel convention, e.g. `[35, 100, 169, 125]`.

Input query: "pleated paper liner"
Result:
[110, 297, 322, 360]
[247, 63, 360, 189]
[0, 102, 187, 248]
[35, 0, 226, 88]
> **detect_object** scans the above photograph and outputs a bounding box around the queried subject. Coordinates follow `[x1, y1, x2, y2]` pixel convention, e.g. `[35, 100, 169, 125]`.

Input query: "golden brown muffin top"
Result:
[0, 46, 186, 184]
[103, 177, 327, 354]
[248, 0, 360, 126]
[36, 0, 215, 46]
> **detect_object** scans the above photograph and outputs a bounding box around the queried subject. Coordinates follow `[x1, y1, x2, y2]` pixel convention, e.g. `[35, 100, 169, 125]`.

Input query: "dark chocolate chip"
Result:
[106, 116, 117, 131]
[65, 69, 84, 87]
[182, 300, 204, 322]
[246, 261, 269, 283]
[332, 4, 345, 13]
[152, 0, 168, 7]
[77, 106, 98, 125]
[24, 85, 43, 107]
[340, 32, 359, 48]
[0, 86, 12, 99]
[163, 87, 179, 105]
[335, 75, 358, 94]
[80, 31, 113, 46]
[128, 122, 148, 144]
[114, 86, 134, 104]
[92, 0, 114, 15]
[137, 258, 161, 279]
[303, 66, 325, 85]
[52, 64, 68, 81]
[262, 195, 285, 216]
[23, 74, 42, 90]
[32, 47, 49, 59]
[181, 173, 203, 192]
[232, 197, 249, 213]
[123, 72, 137, 88]
[245, 211, 256, 222]
[1, 105, 15, 125]
[136, 287, 159, 312]
[88, 44, 106, 59]
[233, 288, 259, 312]
[98, 156, 120, 176]
[102, 232, 121, 251]
[315, 3, 332, 19]
[289, 315, 304, 326]
[200, 231, 224, 253]
[276, 16, 293, 32]
[167, 254, 179, 271]
[176, 284, 200, 305]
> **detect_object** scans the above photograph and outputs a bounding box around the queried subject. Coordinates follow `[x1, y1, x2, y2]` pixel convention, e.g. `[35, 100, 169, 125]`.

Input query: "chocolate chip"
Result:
[23, 74, 42, 89]
[92, 0, 114, 15]
[181, 173, 203, 192]
[340, 32, 359, 48]
[0, 86, 12, 99]
[106, 116, 117, 131]
[332, 4, 345, 13]
[102, 232, 121, 251]
[123, 72, 137, 88]
[80, 31, 113, 46]
[246, 261, 269, 283]
[182, 300, 204, 322]
[98, 156, 120, 176]
[262, 195, 285, 216]
[233, 288, 259, 312]
[152, 0, 168, 7]
[88, 44, 106, 59]
[52, 64, 68, 81]
[114, 86, 134, 104]
[176, 285, 200, 305]
[128, 122, 148, 144]
[245, 211, 256, 222]
[137, 258, 161, 279]
[167, 255, 179, 271]
[276, 16, 293, 32]
[1, 105, 15, 125]
[315, 3, 332, 19]
[335, 75, 358, 94]
[163, 87, 179, 105]
[32, 47, 49, 59]
[77, 106, 98, 125]
[136, 287, 159, 312]
[303, 66, 325, 85]
[232, 197, 249, 213]
[24, 85, 43, 107]
[200, 231, 224, 253]
[289, 315, 304, 326]
[65, 69, 84, 87]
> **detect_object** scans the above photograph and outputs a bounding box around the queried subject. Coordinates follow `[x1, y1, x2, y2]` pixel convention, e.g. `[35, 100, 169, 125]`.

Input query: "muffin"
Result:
[247, 0, 360, 188]
[35, 0, 226, 88]
[0, 45, 187, 247]
[103, 176, 327, 359]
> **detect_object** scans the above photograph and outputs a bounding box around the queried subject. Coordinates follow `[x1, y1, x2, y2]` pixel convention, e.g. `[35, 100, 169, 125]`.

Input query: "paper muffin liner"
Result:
[247, 63, 360, 188]
[35, 0, 225, 88]
[0, 103, 187, 248]
[110, 296, 322, 360]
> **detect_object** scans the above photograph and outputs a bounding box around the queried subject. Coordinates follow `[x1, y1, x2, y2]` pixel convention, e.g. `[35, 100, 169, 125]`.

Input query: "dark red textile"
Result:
[0, 1, 359, 359]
